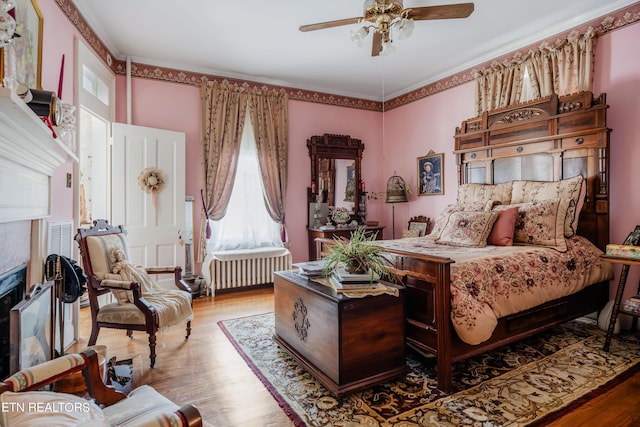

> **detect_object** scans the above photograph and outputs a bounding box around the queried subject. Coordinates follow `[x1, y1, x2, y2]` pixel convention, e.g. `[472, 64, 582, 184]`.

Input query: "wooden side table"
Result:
[601, 254, 640, 351]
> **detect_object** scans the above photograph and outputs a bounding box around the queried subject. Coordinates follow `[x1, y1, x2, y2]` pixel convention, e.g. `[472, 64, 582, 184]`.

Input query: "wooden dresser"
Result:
[307, 226, 384, 260]
[273, 271, 406, 397]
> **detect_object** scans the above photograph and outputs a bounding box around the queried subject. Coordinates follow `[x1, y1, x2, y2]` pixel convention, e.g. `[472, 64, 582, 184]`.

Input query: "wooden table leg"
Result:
[603, 264, 630, 352]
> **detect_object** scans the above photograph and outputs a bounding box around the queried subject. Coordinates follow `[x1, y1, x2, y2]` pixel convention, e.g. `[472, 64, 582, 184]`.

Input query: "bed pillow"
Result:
[487, 206, 519, 246]
[456, 182, 513, 205]
[429, 200, 494, 238]
[435, 211, 499, 248]
[495, 198, 570, 252]
[510, 175, 585, 237]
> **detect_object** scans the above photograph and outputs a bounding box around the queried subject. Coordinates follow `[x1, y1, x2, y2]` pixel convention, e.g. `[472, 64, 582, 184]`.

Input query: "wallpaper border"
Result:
[55, 0, 640, 112]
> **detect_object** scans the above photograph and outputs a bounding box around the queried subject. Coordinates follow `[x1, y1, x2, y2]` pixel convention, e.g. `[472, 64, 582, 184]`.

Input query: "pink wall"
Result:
[114, 76, 203, 265]
[288, 100, 381, 262]
[593, 23, 640, 296]
[32, 1, 640, 298]
[110, 86, 382, 267]
[382, 83, 476, 238]
[39, 0, 80, 221]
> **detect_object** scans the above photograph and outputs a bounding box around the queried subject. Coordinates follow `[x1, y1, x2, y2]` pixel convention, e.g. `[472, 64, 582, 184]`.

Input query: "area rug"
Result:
[218, 313, 640, 427]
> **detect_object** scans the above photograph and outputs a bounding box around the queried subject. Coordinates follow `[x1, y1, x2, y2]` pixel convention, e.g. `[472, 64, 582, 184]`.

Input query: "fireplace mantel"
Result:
[0, 88, 77, 223]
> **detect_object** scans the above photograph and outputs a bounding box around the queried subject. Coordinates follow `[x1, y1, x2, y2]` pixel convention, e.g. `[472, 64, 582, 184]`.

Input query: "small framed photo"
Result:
[418, 152, 444, 196]
[622, 225, 640, 246]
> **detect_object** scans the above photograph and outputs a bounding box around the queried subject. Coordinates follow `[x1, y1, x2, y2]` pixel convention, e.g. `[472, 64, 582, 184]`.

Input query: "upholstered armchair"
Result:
[75, 219, 193, 368]
[0, 348, 202, 426]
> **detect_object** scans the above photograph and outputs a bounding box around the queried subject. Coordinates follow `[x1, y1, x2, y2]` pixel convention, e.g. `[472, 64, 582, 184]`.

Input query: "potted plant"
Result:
[322, 227, 393, 281]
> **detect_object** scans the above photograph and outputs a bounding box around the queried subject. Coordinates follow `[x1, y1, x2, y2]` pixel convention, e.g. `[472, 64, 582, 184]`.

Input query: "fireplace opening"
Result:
[0, 264, 27, 379]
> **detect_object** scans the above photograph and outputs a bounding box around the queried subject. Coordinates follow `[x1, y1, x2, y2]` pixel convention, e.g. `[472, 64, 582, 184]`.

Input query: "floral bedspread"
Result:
[378, 236, 613, 345]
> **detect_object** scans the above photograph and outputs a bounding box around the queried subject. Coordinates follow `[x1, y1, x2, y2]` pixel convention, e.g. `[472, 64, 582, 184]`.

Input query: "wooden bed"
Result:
[383, 92, 611, 393]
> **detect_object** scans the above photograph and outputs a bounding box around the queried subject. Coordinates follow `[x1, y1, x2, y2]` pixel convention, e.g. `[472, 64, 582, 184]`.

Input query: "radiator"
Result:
[202, 248, 292, 296]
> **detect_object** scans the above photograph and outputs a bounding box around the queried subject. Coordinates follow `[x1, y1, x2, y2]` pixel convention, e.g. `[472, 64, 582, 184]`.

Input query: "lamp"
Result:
[351, 0, 415, 55]
[385, 172, 408, 239]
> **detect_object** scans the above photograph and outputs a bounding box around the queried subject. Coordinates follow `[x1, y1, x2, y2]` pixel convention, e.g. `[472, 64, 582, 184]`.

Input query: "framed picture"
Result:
[622, 225, 640, 246]
[10, 281, 54, 375]
[0, 0, 43, 89]
[417, 151, 444, 196]
[408, 221, 428, 237]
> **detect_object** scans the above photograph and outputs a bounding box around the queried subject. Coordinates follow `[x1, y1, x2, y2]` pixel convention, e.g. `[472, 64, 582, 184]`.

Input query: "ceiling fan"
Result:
[299, 0, 474, 56]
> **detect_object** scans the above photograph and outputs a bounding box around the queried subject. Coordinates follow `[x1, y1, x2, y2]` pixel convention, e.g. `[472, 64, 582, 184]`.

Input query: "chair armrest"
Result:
[145, 266, 180, 275]
[176, 279, 192, 293]
[145, 266, 192, 293]
[1, 353, 86, 392]
[100, 279, 140, 290]
[81, 349, 127, 406]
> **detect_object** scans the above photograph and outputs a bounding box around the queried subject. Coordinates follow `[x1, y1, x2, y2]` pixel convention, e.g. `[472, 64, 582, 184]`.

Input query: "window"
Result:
[206, 110, 282, 252]
[76, 40, 115, 225]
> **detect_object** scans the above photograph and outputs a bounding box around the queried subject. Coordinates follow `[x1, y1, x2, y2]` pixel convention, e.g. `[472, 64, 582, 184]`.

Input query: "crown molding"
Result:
[56, 0, 639, 112]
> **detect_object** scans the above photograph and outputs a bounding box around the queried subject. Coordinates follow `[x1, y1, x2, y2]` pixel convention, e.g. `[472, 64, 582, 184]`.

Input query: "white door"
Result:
[112, 123, 186, 289]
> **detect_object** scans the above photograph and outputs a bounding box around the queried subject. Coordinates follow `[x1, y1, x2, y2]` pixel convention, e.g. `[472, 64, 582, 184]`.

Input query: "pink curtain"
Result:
[198, 81, 248, 263]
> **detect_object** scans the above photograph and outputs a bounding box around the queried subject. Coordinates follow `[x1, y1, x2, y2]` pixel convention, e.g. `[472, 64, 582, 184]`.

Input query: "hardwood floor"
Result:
[69, 287, 640, 427]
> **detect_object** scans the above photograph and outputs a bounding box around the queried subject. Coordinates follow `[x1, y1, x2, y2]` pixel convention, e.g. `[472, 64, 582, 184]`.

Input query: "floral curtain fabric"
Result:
[474, 28, 597, 114]
[248, 87, 289, 243]
[199, 81, 289, 262]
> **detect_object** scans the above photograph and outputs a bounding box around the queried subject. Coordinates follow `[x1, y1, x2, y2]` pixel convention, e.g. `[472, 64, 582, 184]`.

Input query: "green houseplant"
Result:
[322, 227, 393, 281]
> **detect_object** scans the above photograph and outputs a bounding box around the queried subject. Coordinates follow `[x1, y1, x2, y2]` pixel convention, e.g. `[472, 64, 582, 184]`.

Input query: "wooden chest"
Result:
[273, 271, 406, 396]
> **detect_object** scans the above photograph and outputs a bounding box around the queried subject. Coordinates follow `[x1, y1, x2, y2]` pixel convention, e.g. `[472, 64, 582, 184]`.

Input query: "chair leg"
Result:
[148, 333, 157, 368]
[89, 325, 100, 346]
[185, 320, 191, 340]
[126, 329, 133, 338]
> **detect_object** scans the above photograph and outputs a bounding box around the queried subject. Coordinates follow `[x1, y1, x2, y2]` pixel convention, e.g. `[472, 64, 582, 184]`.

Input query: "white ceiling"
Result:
[70, 0, 637, 101]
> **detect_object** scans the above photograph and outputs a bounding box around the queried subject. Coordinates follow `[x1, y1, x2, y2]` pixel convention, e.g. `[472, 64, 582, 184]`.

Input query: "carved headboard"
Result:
[453, 92, 610, 250]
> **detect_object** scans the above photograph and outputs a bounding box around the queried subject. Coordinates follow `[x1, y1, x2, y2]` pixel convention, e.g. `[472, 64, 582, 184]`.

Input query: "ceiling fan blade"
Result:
[371, 31, 382, 57]
[299, 17, 362, 32]
[406, 3, 474, 21]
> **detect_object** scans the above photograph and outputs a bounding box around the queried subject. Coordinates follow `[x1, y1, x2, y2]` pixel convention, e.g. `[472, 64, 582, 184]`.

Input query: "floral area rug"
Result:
[218, 313, 640, 427]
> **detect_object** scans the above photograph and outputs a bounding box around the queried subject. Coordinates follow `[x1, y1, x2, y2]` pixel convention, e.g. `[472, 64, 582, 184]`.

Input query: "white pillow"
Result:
[0, 391, 107, 427]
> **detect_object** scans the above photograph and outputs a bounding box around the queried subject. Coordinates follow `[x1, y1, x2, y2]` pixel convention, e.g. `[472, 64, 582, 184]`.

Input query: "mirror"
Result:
[307, 134, 364, 224]
[333, 159, 356, 209]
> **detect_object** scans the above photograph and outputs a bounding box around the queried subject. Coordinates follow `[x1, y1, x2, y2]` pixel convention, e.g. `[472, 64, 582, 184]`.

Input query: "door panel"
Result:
[112, 123, 186, 289]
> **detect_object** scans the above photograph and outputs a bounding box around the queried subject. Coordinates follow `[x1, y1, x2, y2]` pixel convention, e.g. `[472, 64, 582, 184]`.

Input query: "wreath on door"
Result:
[137, 167, 166, 194]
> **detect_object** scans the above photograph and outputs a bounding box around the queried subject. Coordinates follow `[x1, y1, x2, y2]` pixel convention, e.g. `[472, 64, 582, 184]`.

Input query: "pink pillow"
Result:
[487, 207, 518, 246]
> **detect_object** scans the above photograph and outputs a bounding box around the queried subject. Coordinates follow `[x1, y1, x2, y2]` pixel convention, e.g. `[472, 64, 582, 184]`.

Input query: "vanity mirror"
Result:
[307, 133, 364, 220]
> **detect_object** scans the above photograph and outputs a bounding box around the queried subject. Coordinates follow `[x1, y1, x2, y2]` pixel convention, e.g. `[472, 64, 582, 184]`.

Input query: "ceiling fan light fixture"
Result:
[380, 40, 395, 56]
[350, 26, 369, 46]
[300, 1, 474, 57]
[395, 17, 414, 40]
